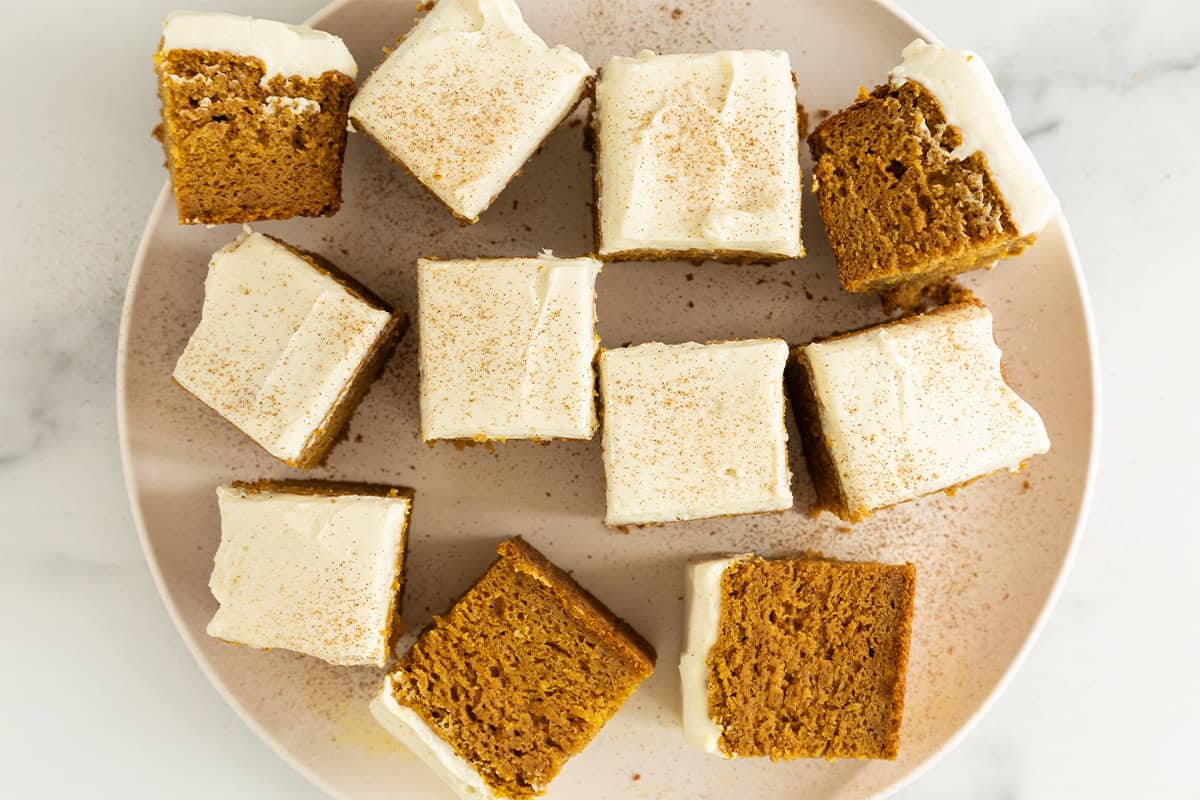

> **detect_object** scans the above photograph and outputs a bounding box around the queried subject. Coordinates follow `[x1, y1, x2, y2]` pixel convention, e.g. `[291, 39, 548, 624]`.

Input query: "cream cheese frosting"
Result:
[208, 485, 411, 667]
[803, 304, 1050, 516]
[599, 340, 793, 526]
[889, 39, 1058, 235]
[173, 230, 392, 464]
[418, 255, 601, 441]
[371, 677, 498, 800]
[161, 11, 357, 82]
[262, 95, 321, 115]
[349, 0, 591, 221]
[679, 557, 748, 756]
[594, 50, 803, 257]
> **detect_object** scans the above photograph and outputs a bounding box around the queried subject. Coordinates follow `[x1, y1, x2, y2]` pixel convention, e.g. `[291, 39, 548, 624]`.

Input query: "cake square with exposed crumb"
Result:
[348, 0, 592, 222]
[592, 50, 804, 262]
[371, 537, 655, 800]
[207, 480, 412, 668]
[680, 554, 915, 760]
[807, 39, 1059, 293]
[173, 230, 404, 469]
[154, 11, 358, 224]
[787, 302, 1050, 522]
[598, 340, 793, 526]
[417, 255, 602, 442]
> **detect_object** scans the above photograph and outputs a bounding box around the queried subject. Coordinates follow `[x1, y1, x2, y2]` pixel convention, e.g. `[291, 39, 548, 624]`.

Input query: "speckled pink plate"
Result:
[117, 0, 1098, 797]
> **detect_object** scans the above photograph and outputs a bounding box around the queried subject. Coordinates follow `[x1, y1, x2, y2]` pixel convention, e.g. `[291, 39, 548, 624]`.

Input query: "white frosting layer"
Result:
[680, 557, 745, 756]
[263, 95, 320, 115]
[418, 255, 601, 441]
[889, 39, 1058, 235]
[173, 231, 392, 465]
[162, 11, 357, 80]
[803, 304, 1050, 516]
[208, 486, 410, 667]
[599, 340, 793, 526]
[595, 50, 803, 257]
[349, 0, 591, 221]
[370, 677, 497, 800]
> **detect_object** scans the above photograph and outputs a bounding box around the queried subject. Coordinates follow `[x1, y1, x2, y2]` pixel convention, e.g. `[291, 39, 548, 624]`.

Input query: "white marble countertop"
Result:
[2, 0, 1195, 796]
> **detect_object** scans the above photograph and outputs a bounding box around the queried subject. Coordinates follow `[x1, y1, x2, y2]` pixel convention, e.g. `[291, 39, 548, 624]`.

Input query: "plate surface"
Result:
[117, 0, 1098, 797]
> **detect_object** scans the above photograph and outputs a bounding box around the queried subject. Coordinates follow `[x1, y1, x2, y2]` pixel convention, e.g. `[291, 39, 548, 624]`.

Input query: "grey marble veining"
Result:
[1, 0, 1196, 797]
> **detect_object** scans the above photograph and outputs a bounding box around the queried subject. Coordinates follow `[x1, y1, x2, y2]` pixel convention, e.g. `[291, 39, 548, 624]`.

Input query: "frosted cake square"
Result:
[207, 481, 412, 667]
[787, 302, 1050, 521]
[349, 0, 591, 222]
[417, 255, 601, 441]
[173, 230, 404, 468]
[598, 340, 793, 525]
[592, 50, 803, 261]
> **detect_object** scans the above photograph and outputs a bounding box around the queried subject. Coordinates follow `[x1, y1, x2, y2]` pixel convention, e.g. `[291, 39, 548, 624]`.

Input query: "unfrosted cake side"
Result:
[371, 537, 655, 799]
[154, 11, 358, 224]
[808, 39, 1058, 293]
[681, 554, 915, 760]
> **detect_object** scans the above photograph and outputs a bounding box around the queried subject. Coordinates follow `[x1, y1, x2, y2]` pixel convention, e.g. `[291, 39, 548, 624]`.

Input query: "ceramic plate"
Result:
[117, 0, 1098, 797]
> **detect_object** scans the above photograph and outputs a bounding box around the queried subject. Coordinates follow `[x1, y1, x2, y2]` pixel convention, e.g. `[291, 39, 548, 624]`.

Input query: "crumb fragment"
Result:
[880, 277, 978, 316]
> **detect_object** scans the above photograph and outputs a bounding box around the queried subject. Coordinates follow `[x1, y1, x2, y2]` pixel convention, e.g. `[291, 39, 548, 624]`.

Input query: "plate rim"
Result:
[116, 0, 1102, 796]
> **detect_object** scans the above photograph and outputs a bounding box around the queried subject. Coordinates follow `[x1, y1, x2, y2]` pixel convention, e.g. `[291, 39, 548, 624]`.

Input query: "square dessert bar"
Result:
[681, 555, 915, 759]
[371, 537, 655, 800]
[173, 230, 404, 469]
[808, 39, 1059, 293]
[349, 0, 591, 222]
[598, 340, 793, 526]
[154, 12, 358, 224]
[418, 255, 602, 441]
[787, 302, 1050, 522]
[593, 50, 804, 262]
[207, 480, 412, 667]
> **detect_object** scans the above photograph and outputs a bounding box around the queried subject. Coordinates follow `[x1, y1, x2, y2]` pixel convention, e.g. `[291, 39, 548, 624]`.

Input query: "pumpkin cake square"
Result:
[207, 480, 413, 668]
[154, 11, 358, 224]
[787, 302, 1050, 522]
[807, 39, 1059, 293]
[371, 537, 655, 800]
[417, 255, 602, 442]
[680, 554, 915, 760]
[173, 230, 405, 469]
[592, 50, 804, 262]
[598, 340, 793, 526]
[349, 0, 592, 222]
